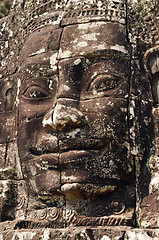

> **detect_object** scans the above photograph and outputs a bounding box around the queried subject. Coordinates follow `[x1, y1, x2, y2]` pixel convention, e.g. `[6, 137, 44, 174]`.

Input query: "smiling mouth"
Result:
[28, 138, 110, 168]
[22, 138, 131, 196]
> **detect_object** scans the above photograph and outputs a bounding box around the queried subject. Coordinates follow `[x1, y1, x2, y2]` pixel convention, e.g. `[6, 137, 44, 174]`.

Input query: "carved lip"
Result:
[59, 150, 95, 166]
[30, 138, 108, 156]
[26, 153, 59, 167]
[28, 150, 99, 168]
[59, 138, 107, 152]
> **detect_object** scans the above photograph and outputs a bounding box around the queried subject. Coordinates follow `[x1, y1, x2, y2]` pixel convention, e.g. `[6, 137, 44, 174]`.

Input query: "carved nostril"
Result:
[42, 110, 54, 131]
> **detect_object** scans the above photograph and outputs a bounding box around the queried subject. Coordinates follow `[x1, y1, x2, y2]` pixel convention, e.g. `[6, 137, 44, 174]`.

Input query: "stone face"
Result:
[0, 0, 158, 238]
[16, 19, 134, 221]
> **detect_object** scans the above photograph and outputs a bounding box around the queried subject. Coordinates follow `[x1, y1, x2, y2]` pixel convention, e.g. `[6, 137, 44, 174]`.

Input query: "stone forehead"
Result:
[58, 22, 130, 59]
[20, 22, 130, 62]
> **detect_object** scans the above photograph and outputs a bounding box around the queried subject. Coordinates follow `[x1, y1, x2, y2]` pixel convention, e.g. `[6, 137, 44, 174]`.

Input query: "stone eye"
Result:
[22, 86, 50, 99]
[88, 75, 119, 92]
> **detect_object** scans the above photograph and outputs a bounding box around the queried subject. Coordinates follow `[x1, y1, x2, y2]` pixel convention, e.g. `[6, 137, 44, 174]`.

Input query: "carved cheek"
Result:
[18, 98, 54, 124]
[80, 98, 128, 139]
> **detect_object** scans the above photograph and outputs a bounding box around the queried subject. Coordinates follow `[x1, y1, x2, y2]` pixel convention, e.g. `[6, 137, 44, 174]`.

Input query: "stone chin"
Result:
[60, 183, 117, 199]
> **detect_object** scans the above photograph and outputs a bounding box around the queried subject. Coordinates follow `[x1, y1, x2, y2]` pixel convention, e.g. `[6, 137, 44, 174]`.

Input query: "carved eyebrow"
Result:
[84, 49, 131, 60]
[90, 72, 125, 81]
[90, 69, 126, 78]
[18, 67, 58, 83]
[20, 55, 52, 69]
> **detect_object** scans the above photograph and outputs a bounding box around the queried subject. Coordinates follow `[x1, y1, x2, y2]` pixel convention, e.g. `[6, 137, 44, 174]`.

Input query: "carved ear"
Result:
[143, 46, 159, 103]
[143, 46, 159, 74]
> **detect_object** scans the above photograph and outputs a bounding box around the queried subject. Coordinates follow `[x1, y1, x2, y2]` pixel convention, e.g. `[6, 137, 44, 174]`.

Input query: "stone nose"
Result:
[42, 98, 85, 132]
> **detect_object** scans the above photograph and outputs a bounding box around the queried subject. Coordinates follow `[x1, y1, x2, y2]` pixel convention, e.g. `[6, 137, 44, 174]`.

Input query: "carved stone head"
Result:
[15, 0, 136, 218]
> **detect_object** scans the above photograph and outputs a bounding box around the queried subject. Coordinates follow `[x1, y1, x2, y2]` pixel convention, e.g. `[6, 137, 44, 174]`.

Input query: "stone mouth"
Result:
[28, 138, 111, 168]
